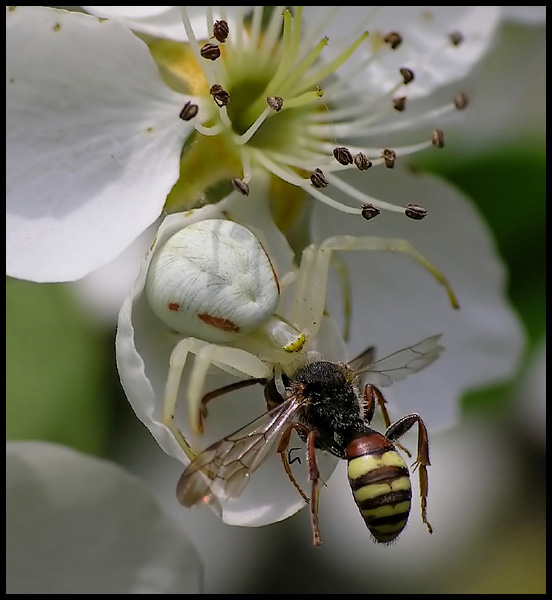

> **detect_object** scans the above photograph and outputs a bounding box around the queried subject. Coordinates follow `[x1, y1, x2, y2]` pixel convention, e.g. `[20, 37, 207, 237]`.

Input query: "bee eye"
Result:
[145, 219, 280, 343]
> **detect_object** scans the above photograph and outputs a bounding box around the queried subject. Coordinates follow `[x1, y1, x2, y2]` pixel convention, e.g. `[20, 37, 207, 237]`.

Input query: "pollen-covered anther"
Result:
[310, 168, 329, 189]
[213, 20, 229, 43]
[361, 203, 381, 221]
[393, 96, 407, 112]
[382, 149, 397, 169]
[333, 146, 353, 166]
[400, 68, 415, 85]
[449, 31, 464, 47]
[454, 92, 469, 110]
[432, 129, 445, 149]
[405, 204, 427, 220]
[354, 153, 372, 171]
[179, 101, 199, 121]
[232, 178, 250, 196]
[384, 31, 402, 50]
[267, 96, 284, 112]
[210, 84, 230, 107]
[200, 42, 221, 61]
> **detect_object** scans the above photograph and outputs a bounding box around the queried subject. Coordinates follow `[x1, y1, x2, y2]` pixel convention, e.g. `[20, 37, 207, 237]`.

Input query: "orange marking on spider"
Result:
[198, 314, 240, 333]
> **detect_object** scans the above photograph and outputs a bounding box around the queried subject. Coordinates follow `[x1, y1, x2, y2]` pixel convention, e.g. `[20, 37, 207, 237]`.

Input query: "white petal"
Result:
[6, 441, 202, 594]
[85, 6, 178, 19]
[304, 6, 501, 99]
[116, 185, 344, 527]
[84, 6, 253, 42]
[6, 7, 190, 282]
[68, 221, 159, 327]
[83, 6, 189, 40]
[449, 14, 546, 148]
[312, 167, 525, 430]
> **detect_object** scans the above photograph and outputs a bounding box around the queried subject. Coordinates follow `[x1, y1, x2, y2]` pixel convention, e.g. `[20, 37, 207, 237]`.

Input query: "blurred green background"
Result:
[6, 18, 545, 595]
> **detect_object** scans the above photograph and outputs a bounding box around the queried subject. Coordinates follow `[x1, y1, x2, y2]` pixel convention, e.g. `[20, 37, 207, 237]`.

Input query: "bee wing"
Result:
[353, 334, 444, 387]
[176, 395, 303, 508]
[347, 345, 376, 373]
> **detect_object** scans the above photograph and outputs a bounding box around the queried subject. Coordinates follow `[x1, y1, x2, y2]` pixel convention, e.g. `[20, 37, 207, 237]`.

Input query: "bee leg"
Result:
[199, 378, 265, 431]
[365, 384, 411, 458]
[385, 413, 433, 534]
[277, 423, 310, 505]
[306, 429, 323, 547]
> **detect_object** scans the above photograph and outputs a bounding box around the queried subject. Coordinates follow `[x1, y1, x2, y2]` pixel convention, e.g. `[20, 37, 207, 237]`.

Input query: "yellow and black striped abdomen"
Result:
[346, 431, 412, 543]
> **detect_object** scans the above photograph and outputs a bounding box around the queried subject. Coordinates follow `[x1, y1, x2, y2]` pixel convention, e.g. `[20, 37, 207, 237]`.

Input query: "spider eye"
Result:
[145, 219, 280, 343]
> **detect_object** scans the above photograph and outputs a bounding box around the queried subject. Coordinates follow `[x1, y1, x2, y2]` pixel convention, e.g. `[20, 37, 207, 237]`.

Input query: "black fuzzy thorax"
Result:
[292, 361, 365, 444]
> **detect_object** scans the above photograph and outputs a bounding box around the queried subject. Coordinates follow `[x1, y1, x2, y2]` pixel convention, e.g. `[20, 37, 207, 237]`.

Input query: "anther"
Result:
[361, 203, 381, 220]
[384, 31, 402, 50]
[179, 101, 199, 121]
[432, 129, 445, 149]
[333, 147, 353, 166]
[310, 168, 329, 189]
[232, 178, 250, 196]
[393, 96, 407, 112]
[213, 20, 229, 43]
[449, 31, 464, 47]
[405, 204, 427, 220]
[210, 84, 230, 108]
[400, 68, 415, 85]
[200, 42, 221, 61]
[267, 96, 284, 112]
[382, 149, 397, 169]
[454, 92, 469, 110]
[354, 153, 372, 171]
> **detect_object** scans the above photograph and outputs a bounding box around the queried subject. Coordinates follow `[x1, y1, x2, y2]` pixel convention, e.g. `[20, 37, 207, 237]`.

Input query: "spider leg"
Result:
[162, 338, 271, 458]
[290, 234, 458, 338]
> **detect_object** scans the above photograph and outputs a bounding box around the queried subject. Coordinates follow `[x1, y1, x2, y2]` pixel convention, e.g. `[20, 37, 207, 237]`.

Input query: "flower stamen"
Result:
[169, 8, 470, 221]
[234, 105, 273, 145]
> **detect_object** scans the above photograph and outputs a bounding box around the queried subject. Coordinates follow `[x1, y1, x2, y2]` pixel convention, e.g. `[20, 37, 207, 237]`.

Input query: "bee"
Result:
[176, 335, 441, 546]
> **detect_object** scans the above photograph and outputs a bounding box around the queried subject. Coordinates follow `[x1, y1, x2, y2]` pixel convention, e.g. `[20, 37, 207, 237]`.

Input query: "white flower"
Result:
[6, 441, 203, 594]
[6, 4, 525, 539]
[7, 6, 501, 281]
[116, 167, 523, 530]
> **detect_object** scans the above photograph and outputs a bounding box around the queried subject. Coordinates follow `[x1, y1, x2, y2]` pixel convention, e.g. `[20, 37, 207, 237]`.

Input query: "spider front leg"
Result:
[290, 234, 459, 338]
[385, 412, 433, 534]
[163, 337, 272, 460]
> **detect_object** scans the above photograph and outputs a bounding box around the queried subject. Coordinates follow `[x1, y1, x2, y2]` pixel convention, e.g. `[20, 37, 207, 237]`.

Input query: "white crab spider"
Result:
[146, 218, 458, 462]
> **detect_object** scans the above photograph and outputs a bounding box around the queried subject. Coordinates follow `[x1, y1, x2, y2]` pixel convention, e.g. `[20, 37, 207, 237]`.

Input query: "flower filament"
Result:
[165, 7, 467, 223]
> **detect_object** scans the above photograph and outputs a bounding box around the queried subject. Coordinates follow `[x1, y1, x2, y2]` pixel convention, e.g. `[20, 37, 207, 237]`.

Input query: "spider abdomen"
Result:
[146, 219, 280, 343]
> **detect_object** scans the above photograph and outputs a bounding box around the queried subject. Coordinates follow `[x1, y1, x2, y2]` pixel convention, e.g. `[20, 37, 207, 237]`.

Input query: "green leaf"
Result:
[6, 277, 114, 455]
